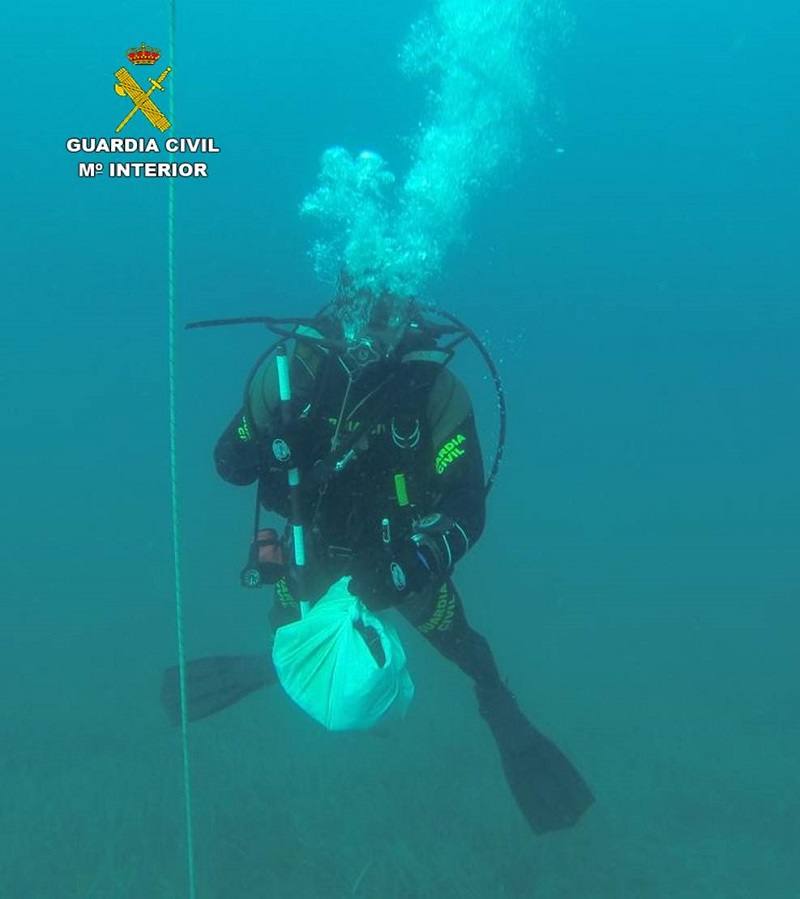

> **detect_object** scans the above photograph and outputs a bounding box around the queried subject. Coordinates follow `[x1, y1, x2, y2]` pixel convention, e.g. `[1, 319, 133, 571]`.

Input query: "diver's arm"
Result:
[422, 408, 486, 570]
[214, 410, 263, 485]
[416, 369, 486, 571]
[431, 409, 486, 556]
[214, 340, 324, 491]
[213, 353, 284, 487]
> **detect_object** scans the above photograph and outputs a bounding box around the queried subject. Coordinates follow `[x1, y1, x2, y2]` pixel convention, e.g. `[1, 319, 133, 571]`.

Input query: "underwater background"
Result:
[2, 0, 798, 896]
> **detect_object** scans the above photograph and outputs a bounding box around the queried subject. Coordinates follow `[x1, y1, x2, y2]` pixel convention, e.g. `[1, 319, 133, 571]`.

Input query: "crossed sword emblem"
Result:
[114, 66, 172, 133]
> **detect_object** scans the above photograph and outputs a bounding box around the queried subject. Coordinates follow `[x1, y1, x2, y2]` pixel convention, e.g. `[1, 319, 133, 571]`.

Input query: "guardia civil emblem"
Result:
[114, 43, 172, 133]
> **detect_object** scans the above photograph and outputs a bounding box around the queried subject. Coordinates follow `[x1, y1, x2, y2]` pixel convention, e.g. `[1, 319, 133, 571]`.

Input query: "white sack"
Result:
[272, 576, 414, 731]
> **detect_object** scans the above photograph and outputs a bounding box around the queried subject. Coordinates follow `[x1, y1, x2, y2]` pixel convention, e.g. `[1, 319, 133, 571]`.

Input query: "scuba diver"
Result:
[162, 285, 593, 835]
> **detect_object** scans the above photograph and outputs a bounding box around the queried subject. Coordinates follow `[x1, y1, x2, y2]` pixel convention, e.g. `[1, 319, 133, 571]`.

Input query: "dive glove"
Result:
[348, 540, 434, 610]
[268, 416, 317, 471]
[349, 514, 459, 610]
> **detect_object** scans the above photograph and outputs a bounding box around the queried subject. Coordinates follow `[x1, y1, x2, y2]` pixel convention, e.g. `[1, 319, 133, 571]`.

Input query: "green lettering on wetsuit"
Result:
[435, 433, 466, 475]
[237, 416, 252, 442]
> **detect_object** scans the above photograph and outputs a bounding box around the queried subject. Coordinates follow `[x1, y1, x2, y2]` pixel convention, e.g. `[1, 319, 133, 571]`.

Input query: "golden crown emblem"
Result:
[127, 43, 160, 65]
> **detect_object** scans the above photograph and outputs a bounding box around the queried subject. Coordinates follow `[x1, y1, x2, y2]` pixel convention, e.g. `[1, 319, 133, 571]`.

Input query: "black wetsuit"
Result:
[214, 328, 502, 689]
[212, 325, 595, 835]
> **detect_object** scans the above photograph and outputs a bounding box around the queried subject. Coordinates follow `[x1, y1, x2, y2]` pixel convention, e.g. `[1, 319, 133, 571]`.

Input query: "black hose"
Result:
[425, 309, 506, 497]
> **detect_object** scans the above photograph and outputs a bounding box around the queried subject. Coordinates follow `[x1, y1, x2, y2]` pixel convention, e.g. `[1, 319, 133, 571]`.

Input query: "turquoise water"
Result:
[3, 1, 798, 896]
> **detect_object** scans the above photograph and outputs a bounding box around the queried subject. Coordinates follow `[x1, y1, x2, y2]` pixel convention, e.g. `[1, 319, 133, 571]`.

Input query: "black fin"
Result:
[161, 655, 276, 725]
[477, 683, 594, 834]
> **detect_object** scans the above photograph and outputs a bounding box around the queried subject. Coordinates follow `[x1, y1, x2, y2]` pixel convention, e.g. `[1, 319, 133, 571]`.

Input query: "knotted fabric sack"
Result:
[272, 576, 414, 731]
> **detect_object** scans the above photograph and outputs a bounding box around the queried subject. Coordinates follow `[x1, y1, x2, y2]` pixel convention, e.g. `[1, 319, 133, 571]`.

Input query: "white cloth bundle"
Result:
[272, 576, 414, 731]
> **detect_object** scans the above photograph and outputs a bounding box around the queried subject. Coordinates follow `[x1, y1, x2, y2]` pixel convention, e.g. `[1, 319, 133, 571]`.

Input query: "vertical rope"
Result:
[166, 2, 198, 897]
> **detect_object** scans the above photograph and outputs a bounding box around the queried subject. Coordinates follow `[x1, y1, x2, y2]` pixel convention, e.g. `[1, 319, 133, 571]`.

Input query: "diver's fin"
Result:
[161, 655, 276, 725]
[477, 682, 594, 834]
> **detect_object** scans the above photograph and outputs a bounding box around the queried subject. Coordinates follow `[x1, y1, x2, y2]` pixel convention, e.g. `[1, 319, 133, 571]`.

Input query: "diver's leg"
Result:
[398, 580, 502, 688]
[399, 580, 594, 833]
[268, 574, 302, 631]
